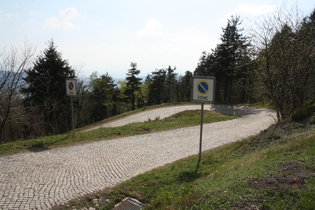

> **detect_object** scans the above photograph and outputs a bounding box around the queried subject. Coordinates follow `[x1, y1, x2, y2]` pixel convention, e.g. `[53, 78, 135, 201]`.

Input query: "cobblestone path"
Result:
[0, 105, 275, 209]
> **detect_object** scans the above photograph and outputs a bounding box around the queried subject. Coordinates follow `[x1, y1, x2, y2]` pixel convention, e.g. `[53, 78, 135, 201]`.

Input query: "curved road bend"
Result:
[0, 105, 276, 209]
[81, 104, 270, 131]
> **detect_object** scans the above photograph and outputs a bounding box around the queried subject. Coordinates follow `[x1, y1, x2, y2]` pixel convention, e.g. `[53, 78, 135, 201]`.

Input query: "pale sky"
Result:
[1, 0, 314, 78]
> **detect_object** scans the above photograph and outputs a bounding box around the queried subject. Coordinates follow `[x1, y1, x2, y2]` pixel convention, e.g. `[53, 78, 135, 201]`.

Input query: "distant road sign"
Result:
[192, 76, 215, 103]
[66, 79, 77, 96]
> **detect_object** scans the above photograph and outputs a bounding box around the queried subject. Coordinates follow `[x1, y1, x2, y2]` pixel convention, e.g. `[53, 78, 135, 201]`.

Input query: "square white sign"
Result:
[192, 76, 215, 103]
[66, 79, 77, 96]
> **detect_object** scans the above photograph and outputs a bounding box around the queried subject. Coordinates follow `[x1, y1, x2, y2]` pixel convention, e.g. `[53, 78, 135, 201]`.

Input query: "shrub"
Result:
[291, 103, 315, 122]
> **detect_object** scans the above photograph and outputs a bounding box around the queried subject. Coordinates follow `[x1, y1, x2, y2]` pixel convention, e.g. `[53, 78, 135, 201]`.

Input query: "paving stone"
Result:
[0, 105, 275, 209]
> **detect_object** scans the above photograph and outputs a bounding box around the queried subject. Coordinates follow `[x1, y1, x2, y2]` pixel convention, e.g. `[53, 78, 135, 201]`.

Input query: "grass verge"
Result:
[77, 102, 195, 131]
[0, 109, 237, 156]
[54, 114, 315, 209]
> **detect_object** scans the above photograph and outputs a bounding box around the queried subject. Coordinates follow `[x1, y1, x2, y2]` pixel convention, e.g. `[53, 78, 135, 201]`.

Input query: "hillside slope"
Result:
[56, 112, 315, 209]
[0, 106, 274, 209]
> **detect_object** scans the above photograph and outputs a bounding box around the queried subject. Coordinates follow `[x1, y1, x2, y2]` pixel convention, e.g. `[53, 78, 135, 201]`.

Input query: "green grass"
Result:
[53, 114, 315, 209]
[78, 102, 195, 131]
[252, 101, 274, 109]
[0, 108, 237, 156]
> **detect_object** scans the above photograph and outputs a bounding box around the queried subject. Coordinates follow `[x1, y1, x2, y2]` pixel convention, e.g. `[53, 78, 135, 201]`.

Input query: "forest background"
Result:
[1, 7, 314, 143]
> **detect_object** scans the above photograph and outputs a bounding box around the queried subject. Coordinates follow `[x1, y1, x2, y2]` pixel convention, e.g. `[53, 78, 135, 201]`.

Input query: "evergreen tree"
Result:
[89, 72, 117, 121]
[216, 15, 251, 103]
[195, 51, 210, 76]
[148, 69, 167, 105]
[124, 62, 142, 110]
[195, 16, 253, 103]
[166, 66, 177, 103]
[177, 70, 193, 102]
[141, 75, 152, 105]
[294, 8, 315, 106]
[21, 40, 75, 135]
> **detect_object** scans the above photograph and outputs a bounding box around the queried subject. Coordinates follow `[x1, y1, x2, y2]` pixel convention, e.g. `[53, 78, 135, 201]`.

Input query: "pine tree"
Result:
[90, 72, 117, 121]
[166, 66, 177, 103]
[124, 62, 142, 110]
[195, 16, 253, 103]
[148, 69, 167, 105]
[177, 71, 193, 102]
[195, 51, 209, 76]
[22, 40, 75, 135]
[216, 15, 251, 103]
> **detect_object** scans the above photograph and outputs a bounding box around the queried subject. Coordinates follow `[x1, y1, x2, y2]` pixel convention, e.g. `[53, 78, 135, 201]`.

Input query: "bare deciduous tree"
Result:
[0, 43, 35, 142]
[250, 6, 315, 120]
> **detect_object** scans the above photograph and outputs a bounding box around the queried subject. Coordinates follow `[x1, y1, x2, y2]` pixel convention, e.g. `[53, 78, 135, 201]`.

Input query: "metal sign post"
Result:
[66, 79, 77, 135]
[192, 76, 215, 163]
[70, 96, 74, 135]
[199, 103, 205, 163]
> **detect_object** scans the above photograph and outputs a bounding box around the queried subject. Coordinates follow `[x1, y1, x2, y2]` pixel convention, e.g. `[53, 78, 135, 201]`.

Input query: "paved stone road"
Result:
[81, 104, 259, 131]
[0, 105, 276, 209]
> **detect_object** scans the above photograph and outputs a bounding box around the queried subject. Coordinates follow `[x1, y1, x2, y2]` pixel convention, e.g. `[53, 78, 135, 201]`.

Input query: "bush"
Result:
[291, 107, 309, 121]
[291, 103, 315, 122]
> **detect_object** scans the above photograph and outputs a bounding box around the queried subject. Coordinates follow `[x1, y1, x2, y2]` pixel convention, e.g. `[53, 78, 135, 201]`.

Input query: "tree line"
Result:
[1, 7, 314, 143]
[195, 9, 315, 121]
[0, 41, 194, 143]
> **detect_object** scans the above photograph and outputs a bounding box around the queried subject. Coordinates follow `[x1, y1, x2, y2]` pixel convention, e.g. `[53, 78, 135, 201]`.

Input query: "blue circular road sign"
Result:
[68, 82, 74, 90]
[197, 81, 209, 95]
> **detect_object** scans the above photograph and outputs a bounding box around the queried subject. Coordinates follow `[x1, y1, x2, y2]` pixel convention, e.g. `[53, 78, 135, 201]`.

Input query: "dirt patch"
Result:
[230, 162, 315, 210]
[136, 127, 154, 132]
[250, 162, 315, 191]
